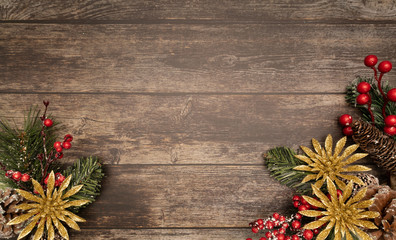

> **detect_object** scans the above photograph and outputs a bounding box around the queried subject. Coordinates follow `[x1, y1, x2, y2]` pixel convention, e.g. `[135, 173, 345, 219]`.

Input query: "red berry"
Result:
[5, 170, 13, 177]
[246, 239, 252, 240]
[293, 201, 300, 208]
[291, 220, 301, 229]
[259, 224, 264, 229]
[295, 213, 302, 220]
[56, 152, 64, 159]
[387, 88, 396, 102]
[62, 141, 71, 149]
[272, 230, 278, 236]
[281, 222, 289, 229]
[313, 228, 320, 235]
[44, 175, 49, 184]
[43, 119, 53, 127]
[21, 173, 30, 182]
[303, 229, 314, 240]
[300, 197, 308, 205]
[273, 213, 280, 220]
[278, 228, 286, 234]
[298, 205, 308, 211]
[55, 180, 61, 187]
[385, 115, 396, 127]
[251, 226, 259, 233]
[274, 220, 280, 227]
[378, 60, 392, 73]
[292, 235, 300, 240]
[265, 232, 272, 238]
[64, 134, 73, 142]
[259, 238, 267, 240]
[339, 114, 353, 126]
[55, 146, 63, 153]
[343, 126, 353, 136]
[337, 189, 343, 198]
[356, 93, 370, 105]
[257, 219, 264, 225]
[356, 82, 371, 94]
[285, 237, 291, 240]
[12, 171, 21, 181]
[277, 234, 285, 240]
[364, 55, 378, 67]
[54, 141, 62, 149]
[292, 195, 300, 201]
[384, 126, 396, 136]
[266, 221, 275, 230]
[279, 215, 286, 222]
[34, 190, 39, 194]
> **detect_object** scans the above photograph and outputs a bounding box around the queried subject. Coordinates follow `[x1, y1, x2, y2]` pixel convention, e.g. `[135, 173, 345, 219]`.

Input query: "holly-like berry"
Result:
[44, 175, 49, 184]
[387, 88, 396, 102]
[292, 195, 300, 201]
[291, 220, 301, 229]
[303, 229, 314, 240]
[62, 141, 72, 149]
[293, 201, 300, 208]
[291, 235, 300, 240]
[54, 141, 62, 149]
[265, 232, 272, 238]
[273, 213, 280, 220]
[356, 82, 371, 94]
[259, 237, 267, 240]
[64, 134, 73, 142]
[356, 93, 370, 105]
[259, 224, 264, 229]
[378, 60, 392, 73]
[21, 173, 30, 182]
[385, 115, 396, 127]
[384, 126, 396, 136]
[277, 234, 285, 240]
[298, 205, 308, 211]
[266, 221, 275, 229]
[364, 55, 378, 67]
[257, 219, 264, 225]
[281, 222, 289, 229]
[43, 118, 53, 127]
[55, 146, 63, 153]
[279, 215, 286, 222]
[343, 126, 353, 136]
[300, 197, 308, 205]
[56, 152, 64, 159]
[285, 237, 291, 240]
[5, 170, 13, 177]
[12, 171, 21, 181]
[313, 228, 320, 235]
[246, 238, 253, 240]
[251, 226, 259, 233]
[278, 228, 286, 234]
[339, 114, 353, 126]
[337, 189, 343, 197]
[294, 213, 302, 220]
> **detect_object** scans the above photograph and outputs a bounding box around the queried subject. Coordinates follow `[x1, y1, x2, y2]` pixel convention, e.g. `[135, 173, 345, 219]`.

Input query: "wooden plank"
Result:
[1, 0, 396, 22]
[69, 228, 254, 240]
[0, 93, 363, 164]
[76, 165, 295, 228]
[1, 23, 396, 94]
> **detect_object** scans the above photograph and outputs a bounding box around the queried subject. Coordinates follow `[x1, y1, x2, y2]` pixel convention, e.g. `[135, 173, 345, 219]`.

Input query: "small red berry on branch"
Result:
[342, 126, 353, 136]
[21, 173, 30, 182]
[302, 229, 313, 240]
[364, 55, 378, 67]
[64, 134, 73, 142]
[339, 114, 352, 126]
[54, 141, 62, 149]
[62, 141, 72, 150]
[356, 82, 371, 94]
[43, 119, 53, 127]
[385, 115, 396, 127]
[384, 126, 396, 136]
[356, 93, 370, 105]
[12, 171, 21, 181]
[378, 60, 392, 73]
[387, 88, 396, 102]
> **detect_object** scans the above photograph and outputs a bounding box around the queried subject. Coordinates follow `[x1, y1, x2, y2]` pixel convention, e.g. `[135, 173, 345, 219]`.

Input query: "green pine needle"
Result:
[264, 147, 312, 195]
[62, 156, 104, 212]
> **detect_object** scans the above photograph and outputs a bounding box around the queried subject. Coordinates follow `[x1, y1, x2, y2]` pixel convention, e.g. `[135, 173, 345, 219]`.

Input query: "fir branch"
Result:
[62, 156, 104, 212]
[264, 147, 312, 195]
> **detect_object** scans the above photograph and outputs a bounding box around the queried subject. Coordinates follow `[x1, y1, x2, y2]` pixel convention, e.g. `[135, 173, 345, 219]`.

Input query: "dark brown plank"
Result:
[76, 165, 294, 228]
[69, 228, 254, 240]
[1, 23, 396, 94]
[1, 0, 396, 22]
[0, 93, 361, 164]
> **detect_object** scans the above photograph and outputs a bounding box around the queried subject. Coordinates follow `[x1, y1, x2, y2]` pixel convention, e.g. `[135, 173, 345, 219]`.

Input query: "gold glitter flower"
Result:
[293, 134, 371, 190]
[300, 177, 379, 240]
[7, 171, 90, 240]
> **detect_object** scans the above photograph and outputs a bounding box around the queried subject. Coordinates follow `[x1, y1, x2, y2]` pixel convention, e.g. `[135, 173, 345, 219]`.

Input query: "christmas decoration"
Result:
[362, 185, 396, 240]
[7, 171, 89, 240]
[0, 188, 26, 239]
[293, 134, 370, 190]
[341, 172, 379, 196]
[300, 178, 379, 240]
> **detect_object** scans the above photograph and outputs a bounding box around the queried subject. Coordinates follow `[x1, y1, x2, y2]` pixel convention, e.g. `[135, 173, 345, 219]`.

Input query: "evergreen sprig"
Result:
[264, 147, 312, 195]
[346, 76, 396, 140]
[62, 156, 104, 212]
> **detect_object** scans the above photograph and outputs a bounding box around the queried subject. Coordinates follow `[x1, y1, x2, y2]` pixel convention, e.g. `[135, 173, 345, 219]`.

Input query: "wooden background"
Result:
[1, 0, 396, 239]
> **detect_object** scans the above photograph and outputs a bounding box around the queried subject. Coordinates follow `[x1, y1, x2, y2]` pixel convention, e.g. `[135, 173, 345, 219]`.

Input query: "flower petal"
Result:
[302, 196, 325, 209]
[325, 134, 333, 158]
[15, 189, 43, 203]
[294, 165, 313, 172]
[333, 136, 346, 158]
[312, 138, 322, 155]
[47, 171, 56, 198]
[294, 155, 313, 165]
[340, 144, 359, 159]
[16, 214, 40, 240]
[63, 200, 91, 209]
[47, 216, 55, 240]
[64, 216, 81, 231]
[62, 210, 86, 222]
[7, 212, 36, 225]
[299, 210, 324, 217]
[62, 185, 84, 199]
[58, 174, 73, 195]
[32, 179, 45, 198]
[341, 165, 371, 172]
[340, 153, 368, 166]
[316, 227, 332, 240]
[301, 174, 317, 183]
[304, 220, 328, 230]
[33, 217, 45, 240]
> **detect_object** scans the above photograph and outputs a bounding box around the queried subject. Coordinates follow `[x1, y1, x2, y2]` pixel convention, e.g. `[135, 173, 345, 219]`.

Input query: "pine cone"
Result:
[352, 119, 396, 172]
[0, 188, 27, 239]
[341, 173, 379, 196]
[363, 185, 396, 240]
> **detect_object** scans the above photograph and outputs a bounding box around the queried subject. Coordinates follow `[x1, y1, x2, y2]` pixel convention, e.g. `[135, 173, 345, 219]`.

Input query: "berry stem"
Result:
[375, 72, 389, 118]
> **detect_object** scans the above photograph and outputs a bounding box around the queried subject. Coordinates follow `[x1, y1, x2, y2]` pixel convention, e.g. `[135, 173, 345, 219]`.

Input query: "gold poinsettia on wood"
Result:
[293, 134, 371, 190]
[300, 177, 379, 240]
[7, 171, 90, 240]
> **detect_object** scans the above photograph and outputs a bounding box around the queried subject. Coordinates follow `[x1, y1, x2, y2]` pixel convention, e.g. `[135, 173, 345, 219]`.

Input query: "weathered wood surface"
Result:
[1, 23, 396, 94]
[1, 0, 396, 22]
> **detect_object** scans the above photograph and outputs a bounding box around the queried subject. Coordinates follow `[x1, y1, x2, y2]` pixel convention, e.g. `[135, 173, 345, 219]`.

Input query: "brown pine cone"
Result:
[341, 173, 379, 196]
[363, 185, 396, 240]
[0, 188, 27, 239]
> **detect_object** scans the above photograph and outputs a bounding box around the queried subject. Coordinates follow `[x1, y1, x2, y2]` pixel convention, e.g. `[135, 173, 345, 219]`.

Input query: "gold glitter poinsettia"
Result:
[7, 171, 90, 240]
[300, 177, 379, 240]
[293, 134, 370, 190]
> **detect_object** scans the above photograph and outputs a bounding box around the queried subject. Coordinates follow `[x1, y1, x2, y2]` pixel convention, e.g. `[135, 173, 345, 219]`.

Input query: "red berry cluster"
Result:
[5, 170, 30, 182]
[53, 134, 73, 158]
[338, 114, 353, 136]
[248, 211, 314, 240]
[44, 172, 66, 187]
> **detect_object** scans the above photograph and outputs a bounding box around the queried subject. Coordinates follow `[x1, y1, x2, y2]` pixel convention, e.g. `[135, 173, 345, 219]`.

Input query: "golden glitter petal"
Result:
[52, 216, 69, 240]
[312, 138, 322, 154]
[334, 231, 342, 240]
[62, 210, 86, 222]
[345, 230, 353, 240]
[15, 189, 43, 203]
[32, 179, 45, 198]
[312, 184, 330, 206]
[316, 228, 331, 240]
[341, 165, 371, 172]
[325, 134, 333, 158]
[352, 225, 373, 240]
[293, 165, 313, 172]
[47, 216, 55, 240]
[64, 216, 81, 231]
[334, 220, 341, 235]
[356, 211, 380, 220]
[301, 146, 318, 160]
[313, 178, 325, 191]
[341, 181, 353, 202]
[334, 178, 347, 191]
[333, 136, 346, 158]
[7, 211, 35, 225]
[58, 175, 72, 194]
[47, 171, 55, 198]
[54, 210, 66, 222]
[340, 153, 368, 166]
[340, 144, 359, 159]
[301, 174, 317, 183]
[33, 218, 45, 240]
[352, 199, 374, 209]
[326, 178, 337, 203]
[16, 215, 39, 240]
[63, 199, 90, 208]
[302, 196, 325, 209]
[354, 219, 378, 229]
[299, 210, 324, 217]
[62, 185, 83, 199]
[347, 186, 367, 206]
[15, 203, 39, 211]
[294, 155, 313, 165]
[304, 220, 329, 230]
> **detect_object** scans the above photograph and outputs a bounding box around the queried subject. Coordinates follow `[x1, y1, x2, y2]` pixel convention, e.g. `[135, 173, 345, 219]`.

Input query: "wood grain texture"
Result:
[1, 23, 396, 94]
[1, 0, 396, 22]
[0, 93, 360, 164]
